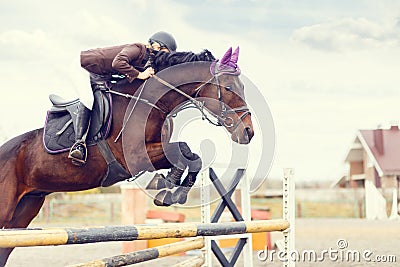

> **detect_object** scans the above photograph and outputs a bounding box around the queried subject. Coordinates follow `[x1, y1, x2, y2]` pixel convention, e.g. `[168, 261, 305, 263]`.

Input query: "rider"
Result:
[69, 31, 177, 165]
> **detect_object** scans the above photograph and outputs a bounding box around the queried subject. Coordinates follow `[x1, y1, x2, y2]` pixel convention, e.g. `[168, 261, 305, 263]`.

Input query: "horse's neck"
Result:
[155, 62, 212, 88]
[109, 79, 144, 128]
[114, 79, 144, 95]
[142, 62, 212, 113]
[109, 62, 211, 126]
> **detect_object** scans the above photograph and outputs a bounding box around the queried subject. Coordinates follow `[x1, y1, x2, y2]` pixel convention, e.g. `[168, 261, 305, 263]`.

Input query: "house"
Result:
[339, 125, 400, 189]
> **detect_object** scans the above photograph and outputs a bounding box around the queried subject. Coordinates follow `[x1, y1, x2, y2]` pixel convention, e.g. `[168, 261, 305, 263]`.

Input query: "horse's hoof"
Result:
[177, 194, 188, 205]
[154, 190, 173, 206]
[172, 187, 188, 205]
[146, 173, 167, 190]
[166, 180, 176, 189]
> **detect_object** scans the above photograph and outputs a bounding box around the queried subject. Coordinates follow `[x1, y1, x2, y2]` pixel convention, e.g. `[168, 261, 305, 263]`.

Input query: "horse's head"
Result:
[198, 47, 254, 144]
[140, 47, 254, 144]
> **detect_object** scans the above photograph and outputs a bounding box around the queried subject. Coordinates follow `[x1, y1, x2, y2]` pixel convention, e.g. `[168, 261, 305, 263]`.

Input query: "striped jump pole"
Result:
[0, 219, 289, 248]
[68, 237, 204, 267]
[171, 255, 205, 267]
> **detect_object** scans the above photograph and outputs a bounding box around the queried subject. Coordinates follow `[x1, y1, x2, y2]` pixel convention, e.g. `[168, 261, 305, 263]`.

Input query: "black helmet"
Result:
[149, 31, 177, 52]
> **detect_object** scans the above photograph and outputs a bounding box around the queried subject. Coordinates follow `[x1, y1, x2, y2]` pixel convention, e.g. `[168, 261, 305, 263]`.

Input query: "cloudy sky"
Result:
[1, 0, 400, 182]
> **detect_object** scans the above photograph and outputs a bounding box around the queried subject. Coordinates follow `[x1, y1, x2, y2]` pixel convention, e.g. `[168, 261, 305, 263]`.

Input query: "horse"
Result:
[0, 46, 254, 266]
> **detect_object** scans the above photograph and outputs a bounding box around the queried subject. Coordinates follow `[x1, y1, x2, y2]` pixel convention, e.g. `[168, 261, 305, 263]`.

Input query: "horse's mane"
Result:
[152, 49, 216, 72]
[111, 49, 216, 89]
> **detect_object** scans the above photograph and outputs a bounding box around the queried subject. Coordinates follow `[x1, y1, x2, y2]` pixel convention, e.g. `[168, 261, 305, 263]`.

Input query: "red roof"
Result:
[359, 126, 400, 175]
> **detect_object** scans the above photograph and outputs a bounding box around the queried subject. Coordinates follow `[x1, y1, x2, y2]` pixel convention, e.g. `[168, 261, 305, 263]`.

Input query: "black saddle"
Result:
[43, 90, 112, 153]
[43, 90, 131, 187]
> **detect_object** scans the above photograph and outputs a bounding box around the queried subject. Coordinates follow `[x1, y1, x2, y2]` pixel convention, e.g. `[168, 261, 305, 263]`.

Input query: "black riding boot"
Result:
[68, 103, 91, 166]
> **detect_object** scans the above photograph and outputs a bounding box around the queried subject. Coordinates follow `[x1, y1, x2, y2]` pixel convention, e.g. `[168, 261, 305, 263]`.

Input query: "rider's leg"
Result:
[68, 102, 91, 165]
[67, 72, 107, 165]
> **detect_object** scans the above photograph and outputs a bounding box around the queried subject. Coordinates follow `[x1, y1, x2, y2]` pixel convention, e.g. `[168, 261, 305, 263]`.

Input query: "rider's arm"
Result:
[111, 44, 143, 82]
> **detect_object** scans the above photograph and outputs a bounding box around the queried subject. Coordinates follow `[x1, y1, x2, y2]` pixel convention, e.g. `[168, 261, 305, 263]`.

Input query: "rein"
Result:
[152, 75, 222, 126]
[152, 74, 250, 131]
[108, 67, 251, 141]
[107, 87, 165, 112]
[108, 80, 167, 142]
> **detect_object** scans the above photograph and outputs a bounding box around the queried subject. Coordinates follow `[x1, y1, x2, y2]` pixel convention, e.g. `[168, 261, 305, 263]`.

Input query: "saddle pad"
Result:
[43, 92, 112, 154]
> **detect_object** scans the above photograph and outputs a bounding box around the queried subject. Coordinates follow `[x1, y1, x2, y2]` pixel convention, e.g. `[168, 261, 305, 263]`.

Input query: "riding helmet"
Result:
[149, 31, 177, 52]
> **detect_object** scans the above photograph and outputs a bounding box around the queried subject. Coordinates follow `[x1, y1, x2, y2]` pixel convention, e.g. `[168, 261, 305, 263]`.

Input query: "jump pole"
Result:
[171, 255, 205, 267]
[0, 220, 289, 248]
[68, 237, 205, 267]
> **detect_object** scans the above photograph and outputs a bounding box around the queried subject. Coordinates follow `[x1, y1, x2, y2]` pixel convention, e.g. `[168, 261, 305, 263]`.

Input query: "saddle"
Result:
[43, 90, 111, 153]
[43, 90, 131, 187]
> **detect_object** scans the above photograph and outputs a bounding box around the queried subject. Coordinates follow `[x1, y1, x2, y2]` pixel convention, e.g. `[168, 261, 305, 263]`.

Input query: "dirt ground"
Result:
[5, 218, 400, 267]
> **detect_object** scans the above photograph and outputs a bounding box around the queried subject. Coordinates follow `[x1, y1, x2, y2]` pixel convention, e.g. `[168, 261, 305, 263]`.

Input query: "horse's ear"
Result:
[231, 46, 239, 63]
[220, 47, 232, 65]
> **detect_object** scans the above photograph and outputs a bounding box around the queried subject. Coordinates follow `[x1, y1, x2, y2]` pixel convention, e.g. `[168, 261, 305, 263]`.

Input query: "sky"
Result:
[1, 0, 400, 183]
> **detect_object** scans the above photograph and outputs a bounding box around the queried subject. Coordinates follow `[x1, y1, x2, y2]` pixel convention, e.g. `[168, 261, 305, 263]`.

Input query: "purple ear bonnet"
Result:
[220, 47, 233, 66]
[210, 46, 241, 75]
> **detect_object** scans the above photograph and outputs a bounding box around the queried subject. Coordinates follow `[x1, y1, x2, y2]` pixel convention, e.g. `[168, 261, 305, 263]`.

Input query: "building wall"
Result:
[346, 147, 398, 189]
[362, 150, 375, 184]
[346, 180, 364, 188]
[349, 161, 364, 175]
[365, 167, 376, 184]
[381, 175, 397, 188]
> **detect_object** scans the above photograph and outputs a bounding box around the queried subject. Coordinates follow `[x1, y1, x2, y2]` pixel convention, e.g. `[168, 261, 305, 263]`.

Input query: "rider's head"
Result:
[148, 31, 177, 52]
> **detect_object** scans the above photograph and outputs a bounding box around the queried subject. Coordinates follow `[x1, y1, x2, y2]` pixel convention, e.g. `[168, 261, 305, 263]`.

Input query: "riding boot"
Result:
[68, 103, 91, 166]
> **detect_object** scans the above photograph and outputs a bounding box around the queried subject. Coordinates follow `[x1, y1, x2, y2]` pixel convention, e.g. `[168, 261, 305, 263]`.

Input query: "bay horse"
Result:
[0, 47, 254, 266]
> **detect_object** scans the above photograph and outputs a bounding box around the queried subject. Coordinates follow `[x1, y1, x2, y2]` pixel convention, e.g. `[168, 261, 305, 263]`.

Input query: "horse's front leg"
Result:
[170, 149, 202, 205]
[145, 142, 186, 190]
[145, 141, 202, 206]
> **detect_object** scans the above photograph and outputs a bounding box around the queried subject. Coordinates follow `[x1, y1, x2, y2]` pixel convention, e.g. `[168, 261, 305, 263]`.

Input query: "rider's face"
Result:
[151, 42, 170, 52]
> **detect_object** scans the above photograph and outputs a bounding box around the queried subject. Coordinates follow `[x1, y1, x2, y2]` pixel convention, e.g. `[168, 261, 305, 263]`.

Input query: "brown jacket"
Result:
[80, 43, 147, 83]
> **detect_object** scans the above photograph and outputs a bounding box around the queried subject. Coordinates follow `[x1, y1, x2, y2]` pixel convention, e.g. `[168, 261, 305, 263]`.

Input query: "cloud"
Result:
[292, 17, 400, 52]
[0, 29, 58, 61]
[61, 11, 134, 48]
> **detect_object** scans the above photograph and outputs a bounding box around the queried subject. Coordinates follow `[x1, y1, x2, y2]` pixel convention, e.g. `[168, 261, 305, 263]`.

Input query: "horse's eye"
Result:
[225, 86, 232, 91]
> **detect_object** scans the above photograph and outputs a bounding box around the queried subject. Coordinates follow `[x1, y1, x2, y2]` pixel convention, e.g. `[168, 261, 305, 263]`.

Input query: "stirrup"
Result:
[68, 142, 87, 166]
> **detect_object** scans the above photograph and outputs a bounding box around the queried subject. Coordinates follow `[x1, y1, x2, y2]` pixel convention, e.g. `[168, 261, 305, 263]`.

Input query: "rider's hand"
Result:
[137, 67, 155, 80]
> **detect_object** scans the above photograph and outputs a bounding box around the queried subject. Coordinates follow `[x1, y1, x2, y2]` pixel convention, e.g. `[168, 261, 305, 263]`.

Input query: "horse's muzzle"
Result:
[232, 125, 254, 144]
[241, 126, 254, 144]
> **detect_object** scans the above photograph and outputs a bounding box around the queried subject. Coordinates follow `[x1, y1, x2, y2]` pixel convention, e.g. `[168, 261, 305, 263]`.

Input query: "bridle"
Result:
[109, 61, 251, 141]
[152, 62, 251, 132]
[205, 62, 251, 132]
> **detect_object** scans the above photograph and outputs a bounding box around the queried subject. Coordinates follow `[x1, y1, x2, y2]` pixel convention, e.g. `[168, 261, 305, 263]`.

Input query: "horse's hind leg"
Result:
[0, 194, 45, 266]
[5, 194, 46, 228]
[0, 178, 18, 267]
